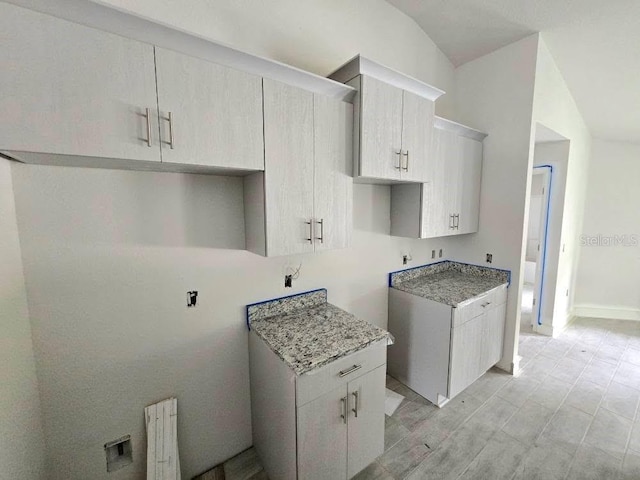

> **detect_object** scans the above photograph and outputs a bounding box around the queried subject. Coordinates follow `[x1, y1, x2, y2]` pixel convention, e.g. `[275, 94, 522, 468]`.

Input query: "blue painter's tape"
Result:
[533, 165, 553, 326]
[245, 288, 327, 330]
[388, 260, 512, 288]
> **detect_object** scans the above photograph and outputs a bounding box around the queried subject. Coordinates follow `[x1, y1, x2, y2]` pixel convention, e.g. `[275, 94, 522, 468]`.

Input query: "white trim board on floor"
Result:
[573, 305, 640, 321]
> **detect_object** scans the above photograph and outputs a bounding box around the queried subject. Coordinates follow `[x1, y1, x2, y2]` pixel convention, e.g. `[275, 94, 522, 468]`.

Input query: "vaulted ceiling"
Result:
[387, 0, 640, 143]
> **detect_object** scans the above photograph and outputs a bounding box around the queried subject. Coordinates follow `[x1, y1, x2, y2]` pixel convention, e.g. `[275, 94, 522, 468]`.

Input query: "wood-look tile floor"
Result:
[202, 317, 640, 479]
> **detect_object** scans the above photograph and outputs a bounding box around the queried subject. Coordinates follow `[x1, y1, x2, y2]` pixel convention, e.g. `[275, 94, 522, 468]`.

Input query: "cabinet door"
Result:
[359, 76, 403, 180]
[457, 136, 483, 234]
[400, 91, 434, 182]
[347, 365, 386, 478]
[154, 47, 264, 169]
[262, 79, 315, 257]
[449, 315, 484, 399]
[480, 303, 506, 373]
[0, 3, 160, 162]
[421, 128, 453, 238]
[313, 95, 353, 251]
[297, 385, 348, 480]
[443, 130, 463, 234]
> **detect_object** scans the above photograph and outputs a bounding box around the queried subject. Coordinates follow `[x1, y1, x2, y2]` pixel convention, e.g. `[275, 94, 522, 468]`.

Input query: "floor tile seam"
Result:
[562, 354, 623, 479]
[375, 459, 396, 480]
[401, 393, 500, 480]
[547, 357, 589, 384]
[621, 386, 640, 459]
[600, 402, 639, 421]
[529, 358, 589, 457]
[383, 431, 406, 454]
[452, 424, 517, 480]
[500, 430, 536, 480]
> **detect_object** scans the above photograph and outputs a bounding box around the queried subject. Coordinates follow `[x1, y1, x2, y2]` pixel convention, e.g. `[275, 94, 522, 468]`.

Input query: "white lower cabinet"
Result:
[249, 333, 386, 479]
[388, 284, 507, 407]
[297, 366, 386, 479]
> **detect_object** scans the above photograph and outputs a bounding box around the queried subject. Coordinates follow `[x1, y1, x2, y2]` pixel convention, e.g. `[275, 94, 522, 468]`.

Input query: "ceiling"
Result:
[387, 0, 640, 143]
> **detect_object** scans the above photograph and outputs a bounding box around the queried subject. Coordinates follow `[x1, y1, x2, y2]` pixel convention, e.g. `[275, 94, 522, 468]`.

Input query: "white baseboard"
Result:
[532, 313, 575, 338]
[573, 305, 640, 321]
[533, 323, 554, 336]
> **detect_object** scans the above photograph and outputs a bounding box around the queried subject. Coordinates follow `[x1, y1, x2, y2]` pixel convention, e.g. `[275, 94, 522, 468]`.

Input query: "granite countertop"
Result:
[247, 289, 389, 375]
[390, 261, 510, 307]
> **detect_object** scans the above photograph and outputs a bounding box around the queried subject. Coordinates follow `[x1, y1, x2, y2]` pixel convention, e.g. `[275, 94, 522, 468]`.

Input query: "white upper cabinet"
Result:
[330, 56, 443, 184]
[357, 76, 404, 179]
[154, 47, 264, 170]
[262, 79, 316, 257]
[390, 117, 486, 239]
[313, 95, 353, 252]
[245, 81, 353, 258]
[0, 3, 354, 174]
[400, 90, 435, 182]
[0, 3, 160, 163]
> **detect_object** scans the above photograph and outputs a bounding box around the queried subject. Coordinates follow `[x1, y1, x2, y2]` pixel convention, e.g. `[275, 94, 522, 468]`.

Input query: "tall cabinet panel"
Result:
[400, 90, 434, 182]
[262, 79, 315, 257]
[359, 76, 404, 180]
[154, 47, 264, 169]
[458, 136, 483, 234]
[421, 128, 449, 238]
[313, 95, 353, 252]
[0, 3, 160, 162]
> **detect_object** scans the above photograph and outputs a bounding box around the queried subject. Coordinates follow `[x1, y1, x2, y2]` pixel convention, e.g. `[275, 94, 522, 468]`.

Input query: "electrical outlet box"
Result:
[431, 250, 436, 259]
[284, 275, 292, 288]
[486, 253, 493, 263]
[187, 291, 198, 307]
[439, 249, 443, 258]
[105, 435, 132, 473]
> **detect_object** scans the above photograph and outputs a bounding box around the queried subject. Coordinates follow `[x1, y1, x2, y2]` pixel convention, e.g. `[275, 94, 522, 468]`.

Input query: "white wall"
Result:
[12, 165, 451, 480]
[10, 4, 456, 477]
[0, 158, 46, 480]
[575, 139, 640, 320]
[531, 37, 592, 334]
[446, 35, 539, 372]
[91, 0, 456, 118]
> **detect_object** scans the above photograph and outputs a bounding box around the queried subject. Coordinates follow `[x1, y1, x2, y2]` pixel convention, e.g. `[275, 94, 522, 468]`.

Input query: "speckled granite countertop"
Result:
[390, 261, 510, 307]
[247, 289, 389, 375]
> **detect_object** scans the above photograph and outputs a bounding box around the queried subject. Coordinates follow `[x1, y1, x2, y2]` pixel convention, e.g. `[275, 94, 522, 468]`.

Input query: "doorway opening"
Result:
[519, 124, 569, 341]
[521, 167, 551, 333]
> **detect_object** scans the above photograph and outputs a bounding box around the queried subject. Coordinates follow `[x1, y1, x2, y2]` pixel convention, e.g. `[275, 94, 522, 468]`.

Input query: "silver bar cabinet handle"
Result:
[352, 391, 359, 418]
[449, 214, 454, 230]
[455, 214, 460, 229]
[163, 112, 174, 149]
[305, 220, 313, 243]
[144, 108, 152, 147]
[340, 397, 347, 424]
[339, 364, 362, 378]
[316, 219, 324, 244]
[402, 150, 409, 171]
[395, 150, 402, 169]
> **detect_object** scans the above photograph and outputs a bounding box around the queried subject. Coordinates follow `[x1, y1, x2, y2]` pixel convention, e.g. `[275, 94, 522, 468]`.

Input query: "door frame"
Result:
[530, 166, 552, 328]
